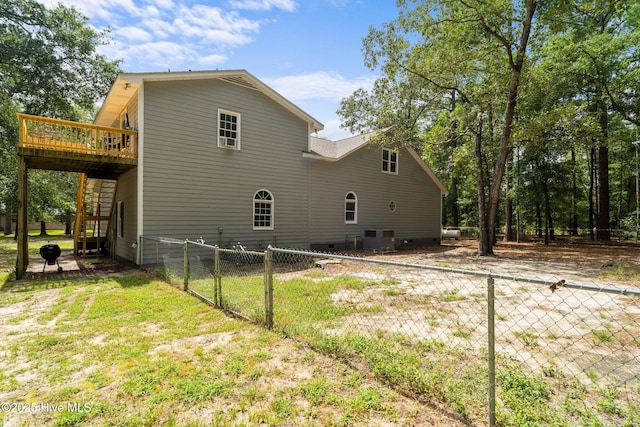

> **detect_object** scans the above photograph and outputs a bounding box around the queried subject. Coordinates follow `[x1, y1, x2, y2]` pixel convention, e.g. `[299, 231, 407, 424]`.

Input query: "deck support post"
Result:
[16, 156, 29, 279]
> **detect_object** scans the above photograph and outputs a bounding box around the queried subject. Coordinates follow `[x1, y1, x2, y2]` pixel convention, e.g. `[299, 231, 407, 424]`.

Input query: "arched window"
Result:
[345, 192, 357, 224]
[253, 190, 274, 230]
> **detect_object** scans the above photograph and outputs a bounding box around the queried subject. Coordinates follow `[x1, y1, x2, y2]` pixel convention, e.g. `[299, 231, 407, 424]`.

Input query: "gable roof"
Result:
[94, 69, 324, 132]
[305, 130, 448, 196]
[308, 131, 374, 159]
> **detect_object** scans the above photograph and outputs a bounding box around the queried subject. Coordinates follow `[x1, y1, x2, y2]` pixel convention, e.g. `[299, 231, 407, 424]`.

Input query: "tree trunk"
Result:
[597, 146, 610, 240]
[39, 221, 48, 236]
[536, 200, 543, 237]
[542, 174, 554, 241]
[544, 206, 549, 245]
[503, 156, 513, 242]
[3, 213, 11, 235]
[451, 177, 459, 227]
[589, 147, 596, 240]
[475, 112, 491, 255]
[570, 147, 578, 235]
[485, 0, 537, 253]
[595, 71, 610, 240]
[450, 92, 460, 228]
[65, 219, 72, 235]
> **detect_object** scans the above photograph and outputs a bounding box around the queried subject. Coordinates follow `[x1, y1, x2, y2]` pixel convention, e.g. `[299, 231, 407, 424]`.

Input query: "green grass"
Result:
[2, 236, 639, 426]
[439, 289, 467, 302]
[514, 330, 539, 348]
[0, 258, 430, 426]
[0, 275, 430, 425]
[183, 261, 640, 426]
[190, 273, 382, 328]
[592, 329, 614, 343]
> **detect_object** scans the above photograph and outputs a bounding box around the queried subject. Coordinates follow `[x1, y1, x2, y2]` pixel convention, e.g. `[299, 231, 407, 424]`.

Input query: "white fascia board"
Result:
[115, 69, 324, 132]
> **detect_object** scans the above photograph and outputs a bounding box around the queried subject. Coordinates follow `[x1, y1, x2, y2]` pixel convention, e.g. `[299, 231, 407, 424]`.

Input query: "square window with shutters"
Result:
[217, 109, 241, 150]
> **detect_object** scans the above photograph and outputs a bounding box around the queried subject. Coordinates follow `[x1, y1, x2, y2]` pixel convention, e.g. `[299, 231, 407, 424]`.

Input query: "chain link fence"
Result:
[144, 237, 640, 426]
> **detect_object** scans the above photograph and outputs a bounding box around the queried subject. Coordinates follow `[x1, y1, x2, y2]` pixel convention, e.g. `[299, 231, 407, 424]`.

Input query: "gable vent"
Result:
[220, 76, 260, 91]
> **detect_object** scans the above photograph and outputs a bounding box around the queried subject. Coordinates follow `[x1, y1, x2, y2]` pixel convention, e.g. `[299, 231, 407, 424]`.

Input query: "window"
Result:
[115, 201, 124, 238]
[218, 109, 241, 149]
[253, 190, 273, 230]
[345, 192, 357, 224]
[382, 148, 398, 174]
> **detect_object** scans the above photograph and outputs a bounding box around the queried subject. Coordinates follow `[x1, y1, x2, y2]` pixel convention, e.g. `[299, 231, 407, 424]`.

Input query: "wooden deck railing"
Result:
[18, 113, 138, 159]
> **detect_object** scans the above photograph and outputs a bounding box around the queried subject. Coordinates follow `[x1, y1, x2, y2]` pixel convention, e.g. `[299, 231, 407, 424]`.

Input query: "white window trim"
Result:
[382, 148, 398, 175]
[218, 109, 241, 150]
[253, 189, 274, 230]
[345, 192, 358, 224]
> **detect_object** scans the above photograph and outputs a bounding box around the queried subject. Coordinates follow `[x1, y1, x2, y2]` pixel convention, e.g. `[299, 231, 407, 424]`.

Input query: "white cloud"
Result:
[116, 26, 154, 43]
[197, 54, 229, 67]
[229, 0, 297, 12]
[139, 18, 174, 39]
[147, 0, 175, 10]
[199, 29, 255, 46]
[176, 5, 260, 33]
[263, 71, 376, 101]
[316, 118, 354, 141]
[262, 72, 378, 141]
[46, 0, 269, 71]
[125, 41, 195, 69]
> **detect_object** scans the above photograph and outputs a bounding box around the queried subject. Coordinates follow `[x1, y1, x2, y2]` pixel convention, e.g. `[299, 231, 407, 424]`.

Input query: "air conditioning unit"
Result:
[363, 229, 395, 252]
[219, 137, 237, 148]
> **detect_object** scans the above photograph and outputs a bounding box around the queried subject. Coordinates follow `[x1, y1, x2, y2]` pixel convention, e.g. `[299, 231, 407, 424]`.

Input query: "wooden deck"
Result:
[17, 114, 138, 178]
[15, 114, 139, 279]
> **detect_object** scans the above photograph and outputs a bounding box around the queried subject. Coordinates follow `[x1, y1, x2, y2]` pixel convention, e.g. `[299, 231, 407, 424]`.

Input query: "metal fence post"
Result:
[487, 275, 496, 427]
[183, 241, 189, 291]
[214, 245, 221, 306]
[264, 247, 274, 329]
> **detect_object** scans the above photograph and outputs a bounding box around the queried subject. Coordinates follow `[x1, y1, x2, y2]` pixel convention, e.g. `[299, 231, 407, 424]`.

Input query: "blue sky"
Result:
[42, 0, 400, 139]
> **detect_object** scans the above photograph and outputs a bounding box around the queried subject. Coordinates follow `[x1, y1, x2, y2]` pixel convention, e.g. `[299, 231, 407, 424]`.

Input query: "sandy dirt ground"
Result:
[3, 238, 638, 426]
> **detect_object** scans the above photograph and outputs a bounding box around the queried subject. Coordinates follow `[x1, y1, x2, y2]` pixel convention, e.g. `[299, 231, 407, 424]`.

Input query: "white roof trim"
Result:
[406, 146, 449, 196]
[307, 129, 448, 196]
[95, 69, 324, 132]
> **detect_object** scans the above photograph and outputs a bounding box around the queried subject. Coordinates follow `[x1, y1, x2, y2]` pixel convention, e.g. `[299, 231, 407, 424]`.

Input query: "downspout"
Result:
[136, 84, 144, 265]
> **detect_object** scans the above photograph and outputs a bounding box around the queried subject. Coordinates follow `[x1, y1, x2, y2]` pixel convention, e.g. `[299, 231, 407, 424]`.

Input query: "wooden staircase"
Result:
[74, 174, 118, 257]
[15, 114, 137, 278]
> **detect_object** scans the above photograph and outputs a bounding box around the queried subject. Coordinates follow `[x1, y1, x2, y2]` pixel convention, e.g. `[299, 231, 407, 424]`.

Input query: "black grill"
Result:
[39, 244, 63, 272]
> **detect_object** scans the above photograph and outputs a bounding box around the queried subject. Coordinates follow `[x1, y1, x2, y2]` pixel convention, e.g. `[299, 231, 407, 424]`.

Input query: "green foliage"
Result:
[0, 0, 121, 231]
[339, 0, 640, 241]
[0, 0, 121, 117]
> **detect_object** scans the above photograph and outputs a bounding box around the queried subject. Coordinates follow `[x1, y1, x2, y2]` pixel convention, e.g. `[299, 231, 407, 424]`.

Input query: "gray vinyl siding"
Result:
[109, 92, 139, 262]
[113, 167, 138, 262]
[308, 145, 442, 247]
[141, 79, 309, 252]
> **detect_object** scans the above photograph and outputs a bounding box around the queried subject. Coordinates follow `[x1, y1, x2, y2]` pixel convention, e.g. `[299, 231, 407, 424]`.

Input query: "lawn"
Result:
[182, 245, 640, 427]
[0, 236, 461, 426]
[3, 235, 639, 426]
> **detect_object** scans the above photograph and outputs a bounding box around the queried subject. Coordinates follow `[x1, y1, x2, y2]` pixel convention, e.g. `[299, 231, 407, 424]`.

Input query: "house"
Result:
[305, 132, 447, 251]
[15, 69, 446, 275]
